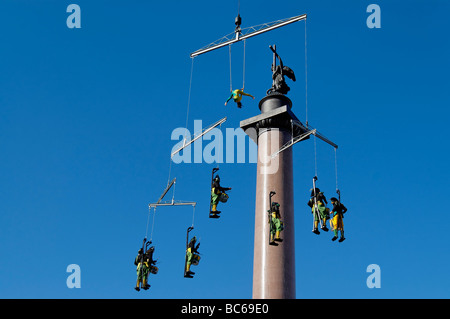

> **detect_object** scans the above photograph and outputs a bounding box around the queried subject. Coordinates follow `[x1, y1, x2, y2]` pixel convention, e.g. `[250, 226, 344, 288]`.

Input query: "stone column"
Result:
[251, 94, 296, 299]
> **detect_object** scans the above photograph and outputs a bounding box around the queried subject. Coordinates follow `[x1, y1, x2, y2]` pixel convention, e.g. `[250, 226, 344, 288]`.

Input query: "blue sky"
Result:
[0, 0, 449, 299]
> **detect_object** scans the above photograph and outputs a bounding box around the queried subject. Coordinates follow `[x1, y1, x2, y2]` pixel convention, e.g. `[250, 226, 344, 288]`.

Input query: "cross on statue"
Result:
[267, 45, 296, 96]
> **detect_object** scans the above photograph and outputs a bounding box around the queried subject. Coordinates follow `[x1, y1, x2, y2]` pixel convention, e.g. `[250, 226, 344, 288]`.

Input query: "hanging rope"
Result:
[216, 122, 223, 169]
[304, 19, 308, 127]
[334, 147, 339, 192]
[242, 39, 246, 90]
[145, 206, 156, 240]
[191, 205, 196, 228]
[290, 119, 294, 144]
[229, 44, 233, 92]
[228, 39, 246, 92]
[150, 207, 157, 241]
[313, 135, 318, 177]
[183, 57, 195, 144]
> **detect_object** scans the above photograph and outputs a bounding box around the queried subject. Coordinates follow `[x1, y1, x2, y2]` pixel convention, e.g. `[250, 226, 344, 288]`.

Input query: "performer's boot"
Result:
[274, 230, 283, 242]
[339, 230, 345, 242]
[332, 229, 338, 241]
[210, 204, 221, 218]
[269, 234, 278, 246]
[312, 221, 320, 235]
[143, 278, 150, 290]
[185, 264, 194, 278]
[321, 219, 329, 231]
[212, 204, 221, 214]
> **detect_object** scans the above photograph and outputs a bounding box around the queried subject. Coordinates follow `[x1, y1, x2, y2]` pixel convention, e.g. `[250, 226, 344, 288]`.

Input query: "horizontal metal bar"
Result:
[190, 14, 307, 58]
[149, 201, 197, 208]
[271, 129, 316, 158]
[171, 116, 227, 158]
[292, 120, 338, 149]
[190, 37, 240, 58]
[314, 131, 338, 149]
[239, 14, 307, 41]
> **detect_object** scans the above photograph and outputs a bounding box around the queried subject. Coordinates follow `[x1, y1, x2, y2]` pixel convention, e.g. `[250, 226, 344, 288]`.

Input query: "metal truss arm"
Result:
[292, 120, 338, 149]
[271, 119, 338, 158]
[271, 129, 316, 158]
[171, 116, 227, 158]
[149, 200, 197, 209]
[190, 14, 307, 58]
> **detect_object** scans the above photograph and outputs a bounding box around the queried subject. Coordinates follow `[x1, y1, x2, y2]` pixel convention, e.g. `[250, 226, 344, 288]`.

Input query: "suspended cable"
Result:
[149, 207, 157, 242]
[242, 39, 246, 90]
[183, 57, 195, 144]
[229, 44, 233, 92]
[167, 157, 173, 185]
[290, 119, 294, 144]
[191, 205, 196, 228]
[313, 134, 318, 177]
[304, 18, 308, 126]
[217, 121, 224, 168]
[145, 206, 153, 240]
[334, 147, 339, 192]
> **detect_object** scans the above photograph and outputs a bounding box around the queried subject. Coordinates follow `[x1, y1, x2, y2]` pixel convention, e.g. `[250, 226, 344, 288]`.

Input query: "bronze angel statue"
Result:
[267, 45, 296, 95]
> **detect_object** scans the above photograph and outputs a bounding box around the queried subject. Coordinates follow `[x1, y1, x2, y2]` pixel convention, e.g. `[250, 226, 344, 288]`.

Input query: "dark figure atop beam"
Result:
[267, 45, 296, 96]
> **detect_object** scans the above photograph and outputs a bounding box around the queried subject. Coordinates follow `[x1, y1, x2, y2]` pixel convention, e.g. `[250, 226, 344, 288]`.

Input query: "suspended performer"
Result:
[210, 175, 231, 218]
[134, 246, 158, 291]
[330, 197, 347, 242]
[224, 88, 255, 108]
[307, 187, 330, 234]
[185, 236, 201, 278]
[268, 202, 284, 246]
[134, 248, 149, 291]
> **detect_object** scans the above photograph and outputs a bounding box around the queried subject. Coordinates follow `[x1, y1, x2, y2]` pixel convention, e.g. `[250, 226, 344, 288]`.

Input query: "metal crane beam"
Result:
[270, 119, 338, 158]
[292, 120, 338, 149]
[171, 116, 227, 158]
[190, 14, 307, 58]
[148, 200, 196, 208]
[149, 178, 196, 208]
[271, 129, 316, 158]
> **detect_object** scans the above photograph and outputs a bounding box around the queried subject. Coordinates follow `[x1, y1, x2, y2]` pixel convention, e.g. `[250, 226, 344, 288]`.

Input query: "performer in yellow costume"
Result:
[268, 202, 284, 246]
[185, 236, 201, 278]
[225, 88, 255, 108]
[330, 197, 347, 242]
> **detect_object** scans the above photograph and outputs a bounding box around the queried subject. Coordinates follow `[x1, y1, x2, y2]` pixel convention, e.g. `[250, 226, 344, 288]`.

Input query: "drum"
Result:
[192, 254, 201, 266]
[150, 266, 159, 274]
[219, 193, 229, 203]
